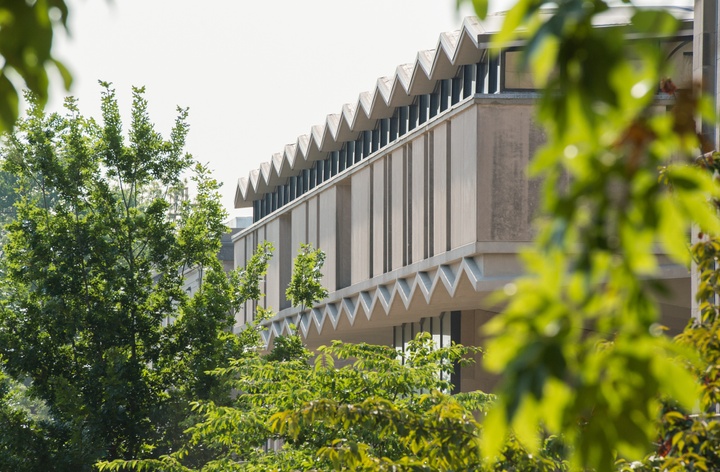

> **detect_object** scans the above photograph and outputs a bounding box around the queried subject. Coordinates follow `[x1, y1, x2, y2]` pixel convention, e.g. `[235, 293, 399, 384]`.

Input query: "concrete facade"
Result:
[232, 11, 695, 391]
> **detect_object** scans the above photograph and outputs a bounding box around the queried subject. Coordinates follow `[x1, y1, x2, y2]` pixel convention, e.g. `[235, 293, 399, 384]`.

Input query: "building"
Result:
[232, 8, 695, 392]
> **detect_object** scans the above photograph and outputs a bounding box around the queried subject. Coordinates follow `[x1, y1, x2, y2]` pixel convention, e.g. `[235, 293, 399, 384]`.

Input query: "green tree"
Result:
[0, 364, 67, 472]
[456, 1, 717, 471]
[286, 243, 329, 313]
[0, 85, 264, 469]
[98, 333, 495, 471]
[268, 243, 330, 362]
[620, 224, 720, 471]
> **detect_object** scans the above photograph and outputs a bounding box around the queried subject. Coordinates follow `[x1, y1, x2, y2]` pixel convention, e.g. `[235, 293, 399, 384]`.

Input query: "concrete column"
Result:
[692, 0, 719, 319]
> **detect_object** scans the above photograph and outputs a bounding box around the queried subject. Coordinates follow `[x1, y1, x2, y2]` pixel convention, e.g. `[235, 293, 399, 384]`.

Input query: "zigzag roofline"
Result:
[235, 7, 693, 210]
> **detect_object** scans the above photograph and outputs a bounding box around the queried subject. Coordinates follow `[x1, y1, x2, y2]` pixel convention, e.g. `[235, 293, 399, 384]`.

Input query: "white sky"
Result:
[45, 0, 690, 219]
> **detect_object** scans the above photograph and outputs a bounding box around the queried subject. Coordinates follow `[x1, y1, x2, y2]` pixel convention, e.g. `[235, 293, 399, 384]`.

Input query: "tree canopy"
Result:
[464, 1, 720, 471]
[98, 332, 498, 471]
[0, 84, 264, 469]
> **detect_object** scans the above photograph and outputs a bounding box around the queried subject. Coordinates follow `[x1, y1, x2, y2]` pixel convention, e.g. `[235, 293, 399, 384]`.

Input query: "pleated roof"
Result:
[235, 6, 693, 209]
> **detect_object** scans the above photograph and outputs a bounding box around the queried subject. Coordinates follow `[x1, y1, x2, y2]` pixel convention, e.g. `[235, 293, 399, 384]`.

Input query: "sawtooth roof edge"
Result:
[235, 15, 494, 209]
[235, 7, 694, 210]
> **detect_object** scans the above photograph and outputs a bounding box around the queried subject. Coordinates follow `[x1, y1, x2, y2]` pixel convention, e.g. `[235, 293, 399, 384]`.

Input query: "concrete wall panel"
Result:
[390, 149, 404, 271]
[319, 187, 338, 292]
[372, 160, 385, 278]
[411, 135, 425, 264]
[336, 183, 352, 289]
[527, 120, 545, 231]
[476, 104, 537, 242]
[307, 196, 319, 248]
[459, 309, 500, 392]
[291, 202, 307, 255]
[450, 107, 478, 248]
[351, 168, 371, 284]
[278, 215, 291, 310]
[264, 219, 281, 311]
[433, 123, 448, 255]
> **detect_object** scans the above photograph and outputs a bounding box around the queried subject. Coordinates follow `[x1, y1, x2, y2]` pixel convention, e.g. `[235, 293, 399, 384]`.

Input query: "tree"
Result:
[0, 84, 263, 469]
[625, 227, 720, 471]
[266, 243, 331, 362]
[455, 1, 719, 471]
[286, 243, 329, 313]
[98, 332, 497, 471]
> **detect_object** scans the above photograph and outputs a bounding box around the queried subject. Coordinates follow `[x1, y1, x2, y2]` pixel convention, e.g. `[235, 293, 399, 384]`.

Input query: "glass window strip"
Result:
[250, 64, 479, 222]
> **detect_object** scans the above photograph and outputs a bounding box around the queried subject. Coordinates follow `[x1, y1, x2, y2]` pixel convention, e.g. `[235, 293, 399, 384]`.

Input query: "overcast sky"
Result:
[45, 0, 691, 220]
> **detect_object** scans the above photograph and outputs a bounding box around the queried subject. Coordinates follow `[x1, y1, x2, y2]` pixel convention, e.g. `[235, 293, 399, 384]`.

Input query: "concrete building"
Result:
[232, 9, 695, 391]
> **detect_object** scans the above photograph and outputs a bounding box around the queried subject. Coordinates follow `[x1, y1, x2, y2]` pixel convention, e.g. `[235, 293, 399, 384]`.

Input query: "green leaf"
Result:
[51, 58, 73, 90]
[657, 194, 690, 265]
[632, 9, 678, 36]
[471, 0, 488, 20]
[492, 0, 532, 49]
[529, 34, 559, 87]
[0, 72, 18, 132]
[482, 401, 509, 461]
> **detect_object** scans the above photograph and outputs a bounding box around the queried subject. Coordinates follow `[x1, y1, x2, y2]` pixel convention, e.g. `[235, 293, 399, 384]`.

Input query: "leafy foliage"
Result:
[0, 0, 72, 131]
[286, 243, 329, 311]
[99, 332, 494, 471]
[231, 241, 273, 307]
[0, 363, 68, 472]
[455, 1, 718, 471]
[0, 86, 269, 469]
[617, 200, 720, 471]
[494, 434, 569, 472]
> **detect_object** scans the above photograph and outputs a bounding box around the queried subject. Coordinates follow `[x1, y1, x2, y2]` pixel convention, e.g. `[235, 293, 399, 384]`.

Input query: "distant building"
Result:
[183, 217, 253, 296]
[232, 9, 694, 391]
